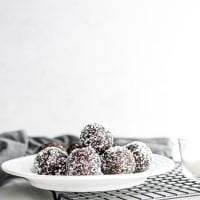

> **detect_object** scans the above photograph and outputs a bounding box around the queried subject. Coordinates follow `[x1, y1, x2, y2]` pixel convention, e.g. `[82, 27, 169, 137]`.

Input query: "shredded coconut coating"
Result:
[80, 123, 113, 154]
[66, 147, 102, 176]
[101, 146, 135, 175]
[34, 147, 68, 175]
[126, 141, 152, 172]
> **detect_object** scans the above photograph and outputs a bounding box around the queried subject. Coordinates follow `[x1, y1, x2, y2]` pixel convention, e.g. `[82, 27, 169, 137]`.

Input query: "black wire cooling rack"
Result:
[51, 164, 200, 200]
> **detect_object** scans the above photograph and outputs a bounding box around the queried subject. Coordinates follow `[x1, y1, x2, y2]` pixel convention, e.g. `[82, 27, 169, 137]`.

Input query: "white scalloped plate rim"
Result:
[1, 154, 175, 192]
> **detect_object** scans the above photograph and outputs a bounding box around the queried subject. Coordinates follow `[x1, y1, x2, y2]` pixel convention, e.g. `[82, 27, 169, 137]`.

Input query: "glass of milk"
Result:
[179, 138, 200, 180]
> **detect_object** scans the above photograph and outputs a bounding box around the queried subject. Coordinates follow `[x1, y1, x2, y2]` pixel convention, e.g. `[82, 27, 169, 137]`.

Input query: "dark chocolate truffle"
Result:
[66, 142, 82, 155]
[37, 142, 64, 153]
[80, 123, 113, 154]
[34, 147, 68, 175]
[126, 141, 152, 172]
[101, 146, 135, 174]
[66, 147, 102, 176]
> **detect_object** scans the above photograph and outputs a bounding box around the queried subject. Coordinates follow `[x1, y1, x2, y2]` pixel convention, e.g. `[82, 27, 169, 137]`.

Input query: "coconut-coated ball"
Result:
[66, 142, 82, 155]
[37, 142, 64, 153]
[66, 147, 102, 176]
[80, 123, 113, 154]
[34, 147, 68, 175]
[126, 141, 152, 172]
[101, 146, 135, 174]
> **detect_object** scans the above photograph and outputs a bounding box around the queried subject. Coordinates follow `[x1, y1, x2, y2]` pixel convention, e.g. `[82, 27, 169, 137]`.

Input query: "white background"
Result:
[0, 0, 200, 138]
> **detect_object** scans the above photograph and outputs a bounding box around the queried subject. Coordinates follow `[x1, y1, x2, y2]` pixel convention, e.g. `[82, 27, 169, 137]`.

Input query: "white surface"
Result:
[0, 1, 200, 139]
[0, 179, 52, 200]
[2, 154, 175, 192]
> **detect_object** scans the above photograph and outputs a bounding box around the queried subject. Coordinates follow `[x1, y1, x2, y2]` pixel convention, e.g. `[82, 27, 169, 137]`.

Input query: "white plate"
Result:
[1, 154, 174, 192]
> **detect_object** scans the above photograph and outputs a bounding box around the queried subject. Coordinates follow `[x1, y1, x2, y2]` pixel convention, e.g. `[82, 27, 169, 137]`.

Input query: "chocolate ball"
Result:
[34, 147, 68, 175]
[66, 147, 102, 176]
[37, 142, 64, 153]
[80, 123, 113, 154]
[126, 141, 152, 172]
[101, 146, 135, 174]
[66, 142, 82, 155]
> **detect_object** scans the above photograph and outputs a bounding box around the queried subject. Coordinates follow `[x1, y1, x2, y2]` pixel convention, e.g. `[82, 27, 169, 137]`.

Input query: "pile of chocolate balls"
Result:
[33, 123, 152, 176]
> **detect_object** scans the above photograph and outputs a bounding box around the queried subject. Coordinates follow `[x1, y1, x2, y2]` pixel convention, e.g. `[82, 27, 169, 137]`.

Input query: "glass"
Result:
[179, 138, 200, 180]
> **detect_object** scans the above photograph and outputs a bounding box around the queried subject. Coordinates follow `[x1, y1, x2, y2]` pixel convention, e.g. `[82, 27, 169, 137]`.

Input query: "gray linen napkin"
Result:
[0, 130, 174, 186]
[0, 130, 78, 186]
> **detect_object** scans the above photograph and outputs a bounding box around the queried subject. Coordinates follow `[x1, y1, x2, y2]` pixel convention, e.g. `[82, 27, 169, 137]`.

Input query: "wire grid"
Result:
[52, 164, 200, 200]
